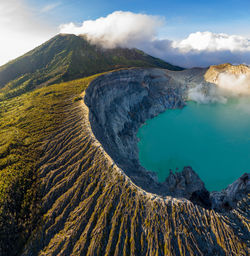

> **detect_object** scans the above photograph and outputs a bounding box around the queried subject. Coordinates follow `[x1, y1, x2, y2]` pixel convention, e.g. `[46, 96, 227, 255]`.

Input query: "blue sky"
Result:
[1, 0, 250, 66]
[28, 0, 250, 39]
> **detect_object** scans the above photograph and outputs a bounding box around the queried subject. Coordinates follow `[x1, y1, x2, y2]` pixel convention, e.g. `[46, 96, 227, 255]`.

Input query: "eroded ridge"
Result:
[23, 69, 249, 255]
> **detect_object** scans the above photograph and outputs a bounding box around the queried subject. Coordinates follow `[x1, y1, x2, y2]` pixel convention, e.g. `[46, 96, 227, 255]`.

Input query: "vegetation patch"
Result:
[0, 73, 101, 255]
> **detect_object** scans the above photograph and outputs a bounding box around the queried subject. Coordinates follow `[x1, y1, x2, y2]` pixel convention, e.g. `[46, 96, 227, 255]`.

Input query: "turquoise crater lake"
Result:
[137, 98, 250, 191]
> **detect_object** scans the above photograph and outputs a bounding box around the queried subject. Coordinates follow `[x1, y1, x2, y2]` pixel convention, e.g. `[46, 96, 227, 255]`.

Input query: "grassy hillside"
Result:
[0, 73, 102, 256]
[0, 34, 182, 100]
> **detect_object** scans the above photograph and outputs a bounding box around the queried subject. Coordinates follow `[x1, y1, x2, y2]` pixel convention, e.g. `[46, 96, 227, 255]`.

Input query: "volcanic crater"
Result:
[84, 67, 249, 211]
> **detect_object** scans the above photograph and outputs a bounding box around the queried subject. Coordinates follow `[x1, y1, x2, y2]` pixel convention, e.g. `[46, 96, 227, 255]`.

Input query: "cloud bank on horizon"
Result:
[60, 11, 250, 68]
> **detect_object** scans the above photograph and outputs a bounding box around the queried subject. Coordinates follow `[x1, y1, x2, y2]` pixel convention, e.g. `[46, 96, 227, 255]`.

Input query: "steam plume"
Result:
[217, 73, 250, 96]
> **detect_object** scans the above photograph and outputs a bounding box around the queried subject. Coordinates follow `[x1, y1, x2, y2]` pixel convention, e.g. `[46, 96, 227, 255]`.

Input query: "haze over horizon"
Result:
[1, 0, 250, 67]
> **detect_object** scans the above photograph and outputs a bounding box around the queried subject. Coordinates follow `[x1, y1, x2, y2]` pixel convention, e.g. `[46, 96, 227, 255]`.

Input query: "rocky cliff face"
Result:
[85, 69, 188, 196]
[211, 173, 250, 210]
[84, 68, 249, 210]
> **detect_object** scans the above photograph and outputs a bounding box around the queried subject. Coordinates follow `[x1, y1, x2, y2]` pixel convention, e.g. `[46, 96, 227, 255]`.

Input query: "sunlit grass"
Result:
[0, 73, 102, 254]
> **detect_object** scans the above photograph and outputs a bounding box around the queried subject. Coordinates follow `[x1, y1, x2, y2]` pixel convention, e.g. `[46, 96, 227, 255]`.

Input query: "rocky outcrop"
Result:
[85, 68, 249, 210]
[205, 63, 250, 84]
[211, 173, 250, 210]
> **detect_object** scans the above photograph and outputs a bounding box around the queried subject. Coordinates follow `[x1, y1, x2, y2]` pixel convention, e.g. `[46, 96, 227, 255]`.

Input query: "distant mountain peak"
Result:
[0, 34, 182, 100]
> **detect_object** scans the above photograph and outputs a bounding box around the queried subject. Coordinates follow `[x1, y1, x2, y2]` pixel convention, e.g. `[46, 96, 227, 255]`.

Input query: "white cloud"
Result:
[60, 11, 250, 68]
[60, 11, 163, 48]
[41, 2, 61, 13]
[172, 31, 250, 52]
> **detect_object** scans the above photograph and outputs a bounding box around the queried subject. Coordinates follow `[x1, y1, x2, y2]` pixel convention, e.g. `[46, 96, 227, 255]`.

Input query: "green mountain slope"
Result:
[0, 34, 182, 100]
[0, 74, 101, 255]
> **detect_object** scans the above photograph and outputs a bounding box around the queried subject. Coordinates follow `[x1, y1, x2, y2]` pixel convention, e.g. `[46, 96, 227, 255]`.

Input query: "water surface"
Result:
[137, 98, 250, 191]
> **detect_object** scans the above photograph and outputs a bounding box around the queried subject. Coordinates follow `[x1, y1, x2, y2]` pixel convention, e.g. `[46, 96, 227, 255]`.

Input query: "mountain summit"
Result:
[0, 34, 182, 99]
